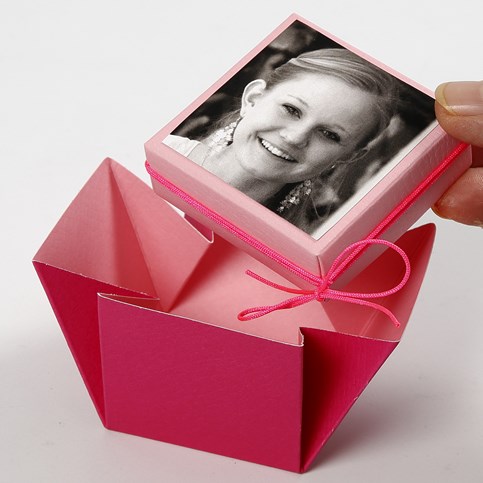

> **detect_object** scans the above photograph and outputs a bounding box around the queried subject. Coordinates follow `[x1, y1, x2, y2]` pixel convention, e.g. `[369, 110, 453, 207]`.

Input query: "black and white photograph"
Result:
[164, 20, 436, 238]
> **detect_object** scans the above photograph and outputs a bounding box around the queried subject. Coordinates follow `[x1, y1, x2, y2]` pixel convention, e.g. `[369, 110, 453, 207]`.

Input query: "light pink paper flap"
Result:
[34, 158, 213, 311]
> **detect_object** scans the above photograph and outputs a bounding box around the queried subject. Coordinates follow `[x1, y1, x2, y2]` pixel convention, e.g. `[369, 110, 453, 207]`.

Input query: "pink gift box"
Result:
[144, 14, 470, 287]
[34, 159, 437, 472]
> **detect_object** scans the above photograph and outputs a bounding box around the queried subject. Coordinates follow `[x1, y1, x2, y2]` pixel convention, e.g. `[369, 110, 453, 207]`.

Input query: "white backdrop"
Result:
[1, 1, 482, 482]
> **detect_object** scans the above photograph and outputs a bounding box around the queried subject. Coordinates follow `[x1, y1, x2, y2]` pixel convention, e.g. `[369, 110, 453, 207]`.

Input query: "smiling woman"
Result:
[164, 23, 434, 236]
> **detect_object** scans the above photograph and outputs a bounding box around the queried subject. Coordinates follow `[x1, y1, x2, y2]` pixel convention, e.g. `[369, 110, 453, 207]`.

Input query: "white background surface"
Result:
[1, 1, 482, 481]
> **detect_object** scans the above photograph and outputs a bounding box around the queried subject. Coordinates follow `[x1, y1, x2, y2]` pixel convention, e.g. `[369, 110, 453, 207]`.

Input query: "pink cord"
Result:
[145, 141, 468, 325]
[238, 238, 410, 326]
[328, 141, 469, 280]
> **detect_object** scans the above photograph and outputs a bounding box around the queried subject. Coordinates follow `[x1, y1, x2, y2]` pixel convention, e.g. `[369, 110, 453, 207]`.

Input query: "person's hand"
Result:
[433, 81, 483, 227]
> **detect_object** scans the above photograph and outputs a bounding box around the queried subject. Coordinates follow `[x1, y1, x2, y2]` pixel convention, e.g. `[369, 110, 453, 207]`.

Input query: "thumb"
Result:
[435, 81, 483, 146]
[433, 81, 483, 227]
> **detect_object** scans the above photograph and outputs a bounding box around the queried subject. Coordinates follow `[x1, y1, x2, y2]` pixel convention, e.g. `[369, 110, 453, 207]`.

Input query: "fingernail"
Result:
[435, 81, 483, 116]
[431, 203, 447, 219]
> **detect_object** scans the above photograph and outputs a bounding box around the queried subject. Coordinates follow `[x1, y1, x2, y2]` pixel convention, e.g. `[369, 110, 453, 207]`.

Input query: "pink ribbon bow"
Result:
[238, 238, 411, 327]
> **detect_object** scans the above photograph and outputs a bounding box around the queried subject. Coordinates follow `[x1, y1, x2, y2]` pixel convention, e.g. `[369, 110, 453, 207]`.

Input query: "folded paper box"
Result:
[35, 159, 438, 472]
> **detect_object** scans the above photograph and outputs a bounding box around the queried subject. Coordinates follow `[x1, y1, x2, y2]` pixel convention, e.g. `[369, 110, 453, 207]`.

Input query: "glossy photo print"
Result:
[163, 20, 436, 239]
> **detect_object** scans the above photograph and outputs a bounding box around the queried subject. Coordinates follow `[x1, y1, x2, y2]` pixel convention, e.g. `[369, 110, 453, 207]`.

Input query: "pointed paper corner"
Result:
[396, 222, 436, 253]
[106, 158, 215, 311]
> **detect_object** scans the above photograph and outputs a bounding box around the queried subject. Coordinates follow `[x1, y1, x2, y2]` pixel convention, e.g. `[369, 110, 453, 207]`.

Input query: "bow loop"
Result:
[238, 238, 410, 327]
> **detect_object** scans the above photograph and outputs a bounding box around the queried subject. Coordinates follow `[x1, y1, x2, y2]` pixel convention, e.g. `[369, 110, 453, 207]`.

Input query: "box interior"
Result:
[35, 159, 433, 347]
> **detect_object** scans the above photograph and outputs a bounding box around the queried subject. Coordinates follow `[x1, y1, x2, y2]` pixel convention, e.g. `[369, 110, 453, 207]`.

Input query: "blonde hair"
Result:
[266, 48, 399, 146]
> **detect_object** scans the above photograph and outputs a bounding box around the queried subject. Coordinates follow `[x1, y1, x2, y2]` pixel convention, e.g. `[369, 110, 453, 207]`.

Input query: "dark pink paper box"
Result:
[34, 159, 435, 472]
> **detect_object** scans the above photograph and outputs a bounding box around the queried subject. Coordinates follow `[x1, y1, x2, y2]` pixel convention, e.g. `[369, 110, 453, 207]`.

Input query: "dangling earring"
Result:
[208, 118, 241, 153]
[277, 179, 313, 214]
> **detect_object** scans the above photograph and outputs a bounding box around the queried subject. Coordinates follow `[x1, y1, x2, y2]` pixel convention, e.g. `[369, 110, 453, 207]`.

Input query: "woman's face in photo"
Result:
[231, 72, 381, 184]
